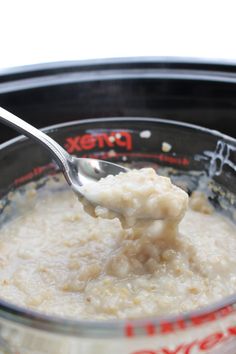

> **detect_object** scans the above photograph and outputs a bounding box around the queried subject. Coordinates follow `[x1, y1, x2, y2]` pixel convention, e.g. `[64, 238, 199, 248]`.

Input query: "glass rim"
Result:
[0, 116, 236, 338]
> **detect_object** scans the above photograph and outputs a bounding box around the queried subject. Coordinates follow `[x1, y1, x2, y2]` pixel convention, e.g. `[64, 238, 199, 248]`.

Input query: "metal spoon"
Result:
[0, 107, 127, 196]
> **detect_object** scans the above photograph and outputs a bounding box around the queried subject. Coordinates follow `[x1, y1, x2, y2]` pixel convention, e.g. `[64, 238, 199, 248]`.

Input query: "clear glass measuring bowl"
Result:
[0, 117, 236, 354]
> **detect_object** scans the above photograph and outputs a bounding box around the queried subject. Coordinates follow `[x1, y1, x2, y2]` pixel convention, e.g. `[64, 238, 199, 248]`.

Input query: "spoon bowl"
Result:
[67, 156, 128, 194]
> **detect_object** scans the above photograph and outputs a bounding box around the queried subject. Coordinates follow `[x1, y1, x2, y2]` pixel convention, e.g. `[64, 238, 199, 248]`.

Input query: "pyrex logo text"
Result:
[64, 131, 132, 153]
[131, 325, 236, 354]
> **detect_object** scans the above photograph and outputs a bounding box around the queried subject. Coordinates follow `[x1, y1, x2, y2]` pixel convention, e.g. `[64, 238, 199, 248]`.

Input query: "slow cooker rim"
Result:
[1, 56, 236, 79]
[2, 57, 236, 96]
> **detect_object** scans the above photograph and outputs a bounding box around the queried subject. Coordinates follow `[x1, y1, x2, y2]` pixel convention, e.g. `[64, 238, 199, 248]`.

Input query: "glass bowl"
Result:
[0, 117, 236, 354]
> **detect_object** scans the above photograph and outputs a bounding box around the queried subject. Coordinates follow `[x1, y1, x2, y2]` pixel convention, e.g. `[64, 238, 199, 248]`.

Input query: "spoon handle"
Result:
[0, 106, 73, 180]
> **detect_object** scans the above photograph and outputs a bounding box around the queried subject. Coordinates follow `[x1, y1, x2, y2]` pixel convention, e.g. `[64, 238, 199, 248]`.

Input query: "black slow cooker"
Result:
[0, 57, 236, 143]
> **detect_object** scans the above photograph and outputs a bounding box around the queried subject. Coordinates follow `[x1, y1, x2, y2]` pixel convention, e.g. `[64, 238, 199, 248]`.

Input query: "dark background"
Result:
[1, 58, 236, 144]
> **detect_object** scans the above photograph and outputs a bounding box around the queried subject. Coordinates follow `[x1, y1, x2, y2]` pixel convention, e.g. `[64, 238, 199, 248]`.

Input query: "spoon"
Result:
[0, 107, 127, 196]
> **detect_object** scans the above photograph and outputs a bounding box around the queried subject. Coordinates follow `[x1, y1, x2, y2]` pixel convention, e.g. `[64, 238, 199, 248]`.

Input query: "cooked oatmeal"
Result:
[0, 168, 236, 319]
[79, 168, 188, 223]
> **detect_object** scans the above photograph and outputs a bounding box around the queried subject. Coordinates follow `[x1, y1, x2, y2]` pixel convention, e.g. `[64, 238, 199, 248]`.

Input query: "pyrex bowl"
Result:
[0, 117, 236, 354]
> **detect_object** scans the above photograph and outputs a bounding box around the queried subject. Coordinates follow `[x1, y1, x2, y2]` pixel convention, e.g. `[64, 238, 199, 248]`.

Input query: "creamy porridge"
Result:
[0, 168, 236, 320]
[79, 168, 188, 224]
